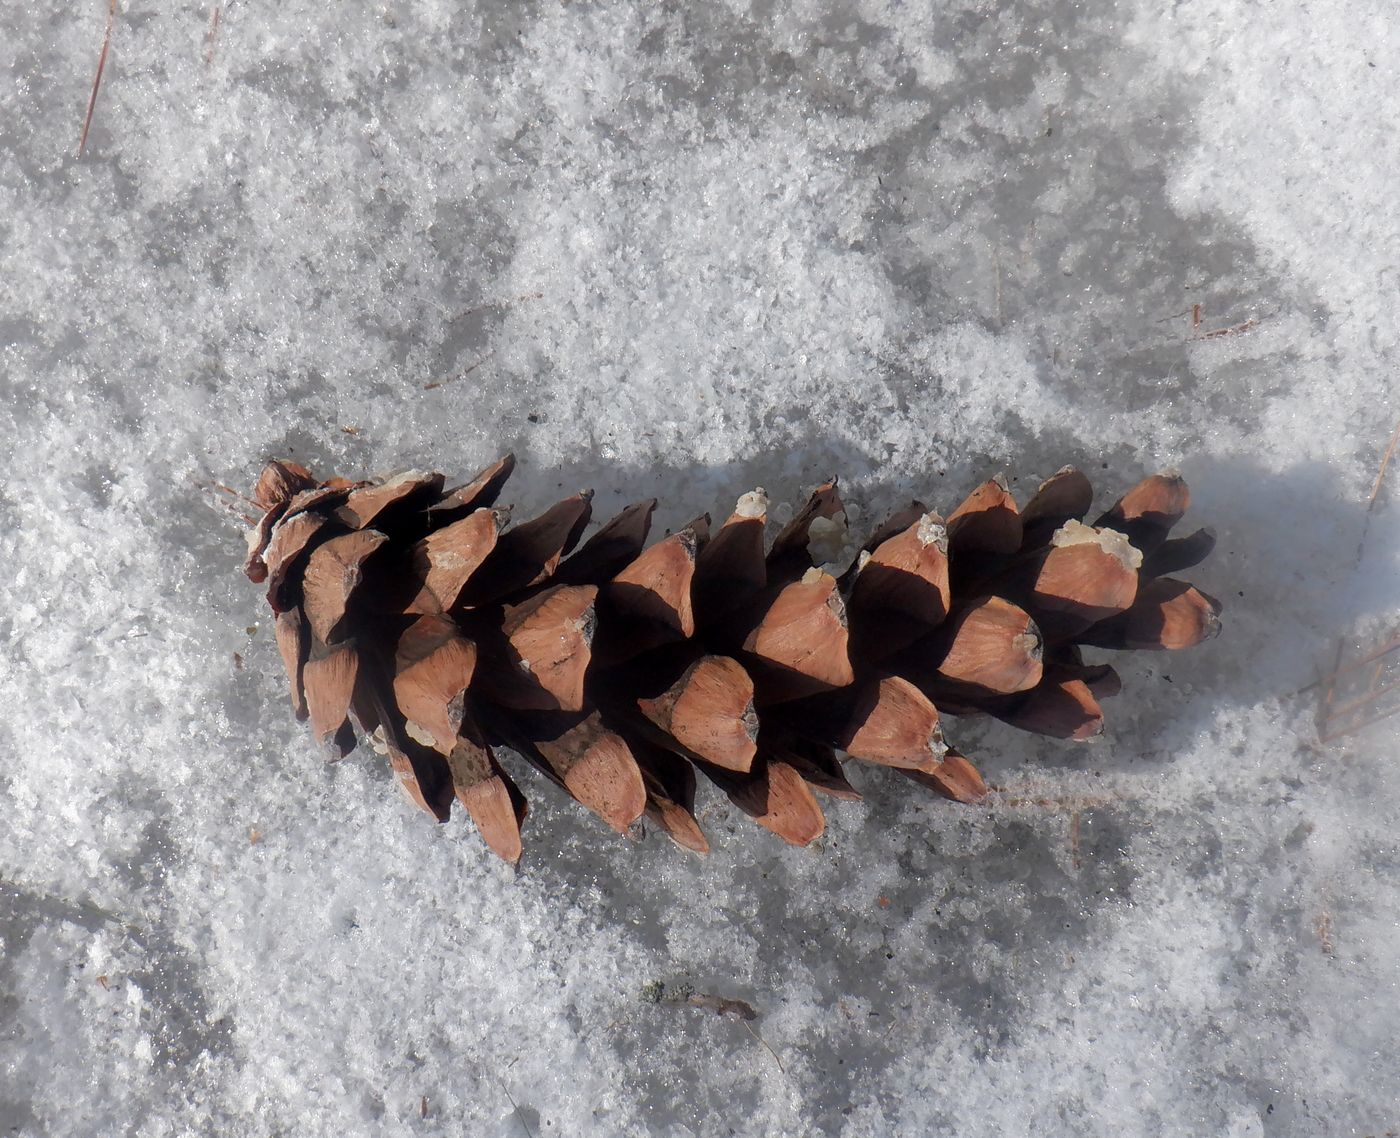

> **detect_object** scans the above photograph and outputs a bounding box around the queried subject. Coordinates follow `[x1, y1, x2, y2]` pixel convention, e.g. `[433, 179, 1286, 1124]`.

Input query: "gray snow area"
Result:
[3, 1, 1399, 1135]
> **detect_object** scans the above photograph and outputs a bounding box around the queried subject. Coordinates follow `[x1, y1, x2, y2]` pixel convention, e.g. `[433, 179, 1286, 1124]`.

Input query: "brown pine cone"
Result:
[244, 456, 1221, 863]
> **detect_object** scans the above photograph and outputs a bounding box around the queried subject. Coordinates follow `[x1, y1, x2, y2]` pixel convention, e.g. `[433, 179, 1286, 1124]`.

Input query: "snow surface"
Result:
[2, 1, 1398, 1134]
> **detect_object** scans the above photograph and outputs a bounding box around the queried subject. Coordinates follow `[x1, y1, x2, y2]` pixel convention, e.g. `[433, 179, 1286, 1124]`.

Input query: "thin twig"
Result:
[1317, 632, 1400, 740]
[1318, 635, 1345, 721]
[686, 994, 755, 1019]
[1320, 699, 1400, 743]
[1321, 674, 1400, 727]
[450, 292, 544, 323]
[1324, 703, 1400, 740]
[78, 0, 118, 157]
[1153, 306, 1196, 325]
[424, 351, 494, 390]
[1326, 674, 1400, 721]
[1352, 418, 1400, 563]
[498, 1080, 534, 1138]
[203, 4, 222, 66]
[741, 1020, 786, 1074]
[1190, 317, 1259, 342]
[1312, 418, 1400, 736]
[1315, 907, 1334, 955]
[195, 479, 259, 525]
[1367, 419, 1400, 509]
[211, 481, 257, 507]
[992, 248, 1003, 326]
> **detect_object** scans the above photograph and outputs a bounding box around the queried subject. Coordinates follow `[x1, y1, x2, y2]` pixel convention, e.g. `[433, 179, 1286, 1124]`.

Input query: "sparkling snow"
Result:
[1, 1, 1397, 1135]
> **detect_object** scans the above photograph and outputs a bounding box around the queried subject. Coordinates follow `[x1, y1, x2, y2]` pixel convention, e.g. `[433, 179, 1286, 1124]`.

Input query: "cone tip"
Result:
[1051, 519, 1143, 570]
[916, 514, 948, 551]
[735, 488, 769, 519]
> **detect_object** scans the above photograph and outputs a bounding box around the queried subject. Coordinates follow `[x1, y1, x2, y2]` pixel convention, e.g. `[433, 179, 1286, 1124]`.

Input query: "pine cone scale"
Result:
[635, 655, 759, 773]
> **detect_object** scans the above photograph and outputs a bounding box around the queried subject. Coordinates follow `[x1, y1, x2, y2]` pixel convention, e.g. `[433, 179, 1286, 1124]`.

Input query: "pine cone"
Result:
[244, 456, 1221, 862]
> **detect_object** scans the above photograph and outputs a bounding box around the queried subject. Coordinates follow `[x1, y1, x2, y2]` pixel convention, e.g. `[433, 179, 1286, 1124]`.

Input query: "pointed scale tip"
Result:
[253, 459, 317, 512]
[461, 778, 526, 865]
[933, 596, 1043, 694]
[647, 799, 711, 855]
[755, 761, 827, 847]
[639, 655, 758, 773]
[562, 735, 648, 833]
[734, 488, 768, 519]
[900, 751, 988, 804]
